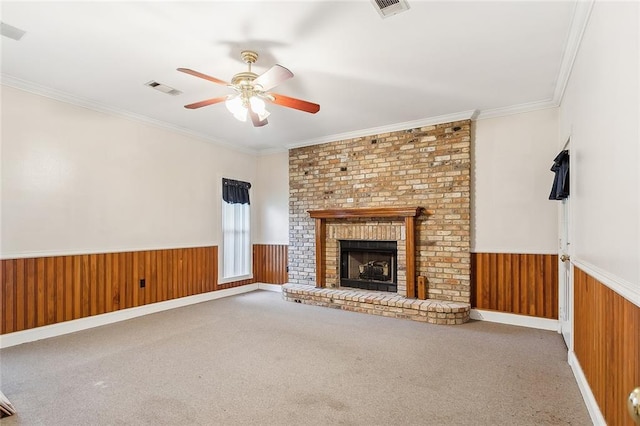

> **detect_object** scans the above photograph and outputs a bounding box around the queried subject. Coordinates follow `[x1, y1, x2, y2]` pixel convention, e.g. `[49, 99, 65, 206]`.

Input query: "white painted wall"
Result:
[472, 108, 560, 254]
[1, 86, 258, 258]
[559, 2, 639, 291]
[253, 151, 289, 245]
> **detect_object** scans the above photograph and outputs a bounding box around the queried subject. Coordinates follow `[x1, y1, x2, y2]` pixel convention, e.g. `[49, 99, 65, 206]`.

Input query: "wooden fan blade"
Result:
[269, 93, 320, 114]
[249, 109, 268, 127]
[177, 68, 230, 86]
[253, 65, 293, 91]
[184, 96, 228, 109]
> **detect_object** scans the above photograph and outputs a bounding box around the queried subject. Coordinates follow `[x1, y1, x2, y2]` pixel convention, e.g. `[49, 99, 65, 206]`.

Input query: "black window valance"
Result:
[223, 178, 251, 205]
[549, 150, 570, 200]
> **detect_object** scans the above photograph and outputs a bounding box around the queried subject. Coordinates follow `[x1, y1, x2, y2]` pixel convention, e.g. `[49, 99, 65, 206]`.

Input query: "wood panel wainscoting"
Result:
[0, 245, 268, 335]
[574, 267, 640, 426]
[471, 252, 558, 319]
[0, 243, 292, 335]
[253, 244, 288, 284]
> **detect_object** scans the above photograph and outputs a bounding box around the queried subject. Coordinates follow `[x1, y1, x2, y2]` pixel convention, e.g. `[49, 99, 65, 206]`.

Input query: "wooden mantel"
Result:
[307, 206, 424, 298]
[308, 206, 423, 219]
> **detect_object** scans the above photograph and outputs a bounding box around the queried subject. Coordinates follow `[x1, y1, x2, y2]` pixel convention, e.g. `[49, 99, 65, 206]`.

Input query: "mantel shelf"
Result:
[308, 206, 424, 219]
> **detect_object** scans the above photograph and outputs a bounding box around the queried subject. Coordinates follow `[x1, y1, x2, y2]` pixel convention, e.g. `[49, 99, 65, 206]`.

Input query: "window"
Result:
[222, 178, 251, 279]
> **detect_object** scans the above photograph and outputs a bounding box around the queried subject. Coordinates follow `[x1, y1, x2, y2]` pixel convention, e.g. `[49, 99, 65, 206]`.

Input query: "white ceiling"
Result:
[1, 1, 582, 154]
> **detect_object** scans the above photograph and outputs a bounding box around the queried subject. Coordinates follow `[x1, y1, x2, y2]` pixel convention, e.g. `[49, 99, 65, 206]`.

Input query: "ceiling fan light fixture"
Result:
[178, 50, 319, 127]
[233, 109, 248, 122]
[250, 96, 270, 121]
[225, 95, 248, 122]
[257, 110, 270, 122]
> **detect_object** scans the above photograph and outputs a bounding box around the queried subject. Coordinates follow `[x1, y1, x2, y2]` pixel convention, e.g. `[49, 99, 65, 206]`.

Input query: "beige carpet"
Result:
[0, 290, 590, 425]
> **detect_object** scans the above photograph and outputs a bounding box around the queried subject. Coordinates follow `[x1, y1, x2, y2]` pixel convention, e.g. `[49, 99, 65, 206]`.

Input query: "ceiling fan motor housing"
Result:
[232, 50, 260, 87]
[240, 50, 258, 64]
[231, 71, 258, 86]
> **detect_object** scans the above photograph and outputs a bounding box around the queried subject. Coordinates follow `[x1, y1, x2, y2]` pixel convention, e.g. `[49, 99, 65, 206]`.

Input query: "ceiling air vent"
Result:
[1, 21, 26, 41]
[145, 80, 182, 96]
[371, 0, 410, 19]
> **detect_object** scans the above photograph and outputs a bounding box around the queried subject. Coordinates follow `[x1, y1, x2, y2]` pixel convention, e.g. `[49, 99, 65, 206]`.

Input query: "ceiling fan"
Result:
[178, 50, 320, 127]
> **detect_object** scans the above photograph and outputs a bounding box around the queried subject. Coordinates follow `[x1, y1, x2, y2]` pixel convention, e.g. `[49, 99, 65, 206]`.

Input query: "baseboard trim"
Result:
[0, 284, 259, 349]
[568, 351, 606, 425]
[257, 283, 284, 292]
[470, 309, 559, 331]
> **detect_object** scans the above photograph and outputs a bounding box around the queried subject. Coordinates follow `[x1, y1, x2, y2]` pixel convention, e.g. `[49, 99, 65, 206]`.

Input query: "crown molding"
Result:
[5, 74, 471, 156]
[475, 98, 558, 120]
[0, 74, 258, 156]
[285, 109, 478, 149]
[255, 146, 289, 156]
[552, 0, 595, 105]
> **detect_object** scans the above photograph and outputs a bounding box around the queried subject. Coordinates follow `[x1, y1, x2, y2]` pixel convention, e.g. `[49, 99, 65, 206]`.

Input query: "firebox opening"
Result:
[340, 240, 397, 292]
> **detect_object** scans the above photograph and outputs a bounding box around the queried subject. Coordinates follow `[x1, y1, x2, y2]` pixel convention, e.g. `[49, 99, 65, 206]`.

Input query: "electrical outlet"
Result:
[139, 278, 145, 288]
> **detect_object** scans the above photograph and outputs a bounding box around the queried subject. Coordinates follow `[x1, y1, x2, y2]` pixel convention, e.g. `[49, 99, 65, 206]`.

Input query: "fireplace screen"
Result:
[340, 240, 397, 292]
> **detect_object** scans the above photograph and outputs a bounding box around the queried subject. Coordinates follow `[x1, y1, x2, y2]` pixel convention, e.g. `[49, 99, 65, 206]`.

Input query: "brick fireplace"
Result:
[307, 206, 422, 297]
[288, 120, 472, 306]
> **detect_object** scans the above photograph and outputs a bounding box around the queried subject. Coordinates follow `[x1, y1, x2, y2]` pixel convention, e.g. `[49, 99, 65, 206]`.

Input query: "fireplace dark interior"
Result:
[340, 240, 397, 292]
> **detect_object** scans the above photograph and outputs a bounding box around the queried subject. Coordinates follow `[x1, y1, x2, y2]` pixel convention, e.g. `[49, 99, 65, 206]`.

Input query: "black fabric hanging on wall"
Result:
[549, 150, 570, 200]
[222, 178, 251, 204]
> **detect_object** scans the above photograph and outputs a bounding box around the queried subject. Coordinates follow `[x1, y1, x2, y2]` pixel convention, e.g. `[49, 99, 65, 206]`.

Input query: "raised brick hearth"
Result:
[283, 284, 470, 325]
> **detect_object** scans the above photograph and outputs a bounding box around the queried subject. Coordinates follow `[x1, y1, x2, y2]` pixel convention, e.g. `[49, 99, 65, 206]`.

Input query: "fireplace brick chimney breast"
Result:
[289, 120, 471, 304]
